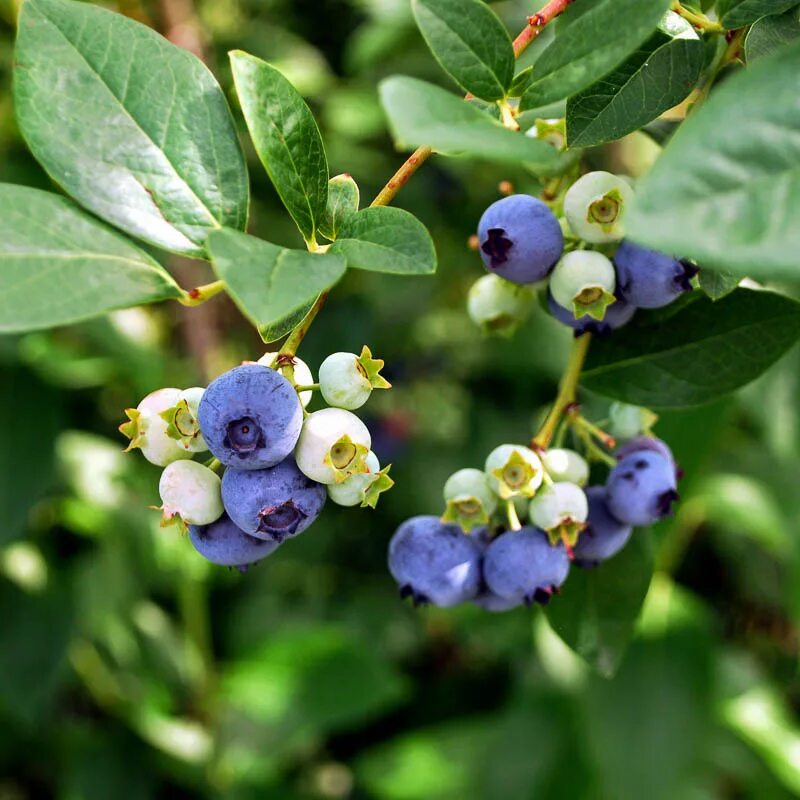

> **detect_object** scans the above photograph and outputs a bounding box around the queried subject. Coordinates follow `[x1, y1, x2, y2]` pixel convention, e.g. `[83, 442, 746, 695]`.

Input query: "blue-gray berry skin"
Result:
[388, 516, 482, 607]
[198, 365, 303, 470]
[189, 513, 280, 567]
[468, 527, 523, 612]
[547, 290, 636, 335]
[478, 195, 564, 285]
[222, 457, 326, 543]
[616, 436, 678, 477]
[614, 241, 698, 309]
[573, 486, 633, 568]
[483, 527, 570, 606]
[606, 451, 679, 527]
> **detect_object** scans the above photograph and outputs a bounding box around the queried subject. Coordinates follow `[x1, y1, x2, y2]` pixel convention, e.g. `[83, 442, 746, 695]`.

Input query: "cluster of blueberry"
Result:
[467, 171, 699, 336]
[388, 406, 679, 611]
[120, 348, 393, 570]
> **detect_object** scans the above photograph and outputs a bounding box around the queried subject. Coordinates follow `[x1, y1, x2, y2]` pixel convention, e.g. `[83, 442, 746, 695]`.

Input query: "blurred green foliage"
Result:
[1, 1, 799, 797]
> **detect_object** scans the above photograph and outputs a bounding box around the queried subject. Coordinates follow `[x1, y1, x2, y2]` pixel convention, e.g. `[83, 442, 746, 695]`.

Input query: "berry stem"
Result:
[532, 333, 592, 450]
[178, 279, 226, 307]
[371, 146, 433, 208]
[506, 499, 523, 532]
[670, 1, 724, 34]
[279, 292, 330, 357]
[568, 411, 616, 450]
[294, 383, 320, 392]
[689, 28, 745, 112]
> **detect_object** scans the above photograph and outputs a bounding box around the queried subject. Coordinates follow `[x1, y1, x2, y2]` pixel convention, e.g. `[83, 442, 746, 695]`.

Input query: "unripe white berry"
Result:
[295, 408, 372, 484]
[467, 274, 535, 335]
[159, 460, 223, 526]
[484, 444, 544, 499]
[528, 482, 588, 531]
[563, 171, 634, 244]
[542, 448, 589, 486]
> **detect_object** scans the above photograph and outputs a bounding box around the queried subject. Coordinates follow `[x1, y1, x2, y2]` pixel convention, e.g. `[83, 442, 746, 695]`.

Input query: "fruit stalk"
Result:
[670, 1, 724, 34]
[532, 333, 592, 450]
[178, 279, 226, 307]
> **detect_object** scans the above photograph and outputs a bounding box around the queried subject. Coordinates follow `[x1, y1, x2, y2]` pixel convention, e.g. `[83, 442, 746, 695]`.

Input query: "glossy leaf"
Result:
[14, 0, 248, 257]
[0, 185, 181, 333]
[319, 174, 360, 242]
[520, 0, 673, 110]
[379, 76, 560, 169]
[230, 50, 329, 245]
[566, 13, 703, 148]
[582, 290, 800, 408]
[207, 229, 346, 340]
[628, 41, 800, 279]
[698, 269, 740, 301]
[546, 531, 654, 677]
[411, 0, 514, 101]
[718, 0, 799, 28]
[330, 206, 436, 275]
[745, 5, 800, 61]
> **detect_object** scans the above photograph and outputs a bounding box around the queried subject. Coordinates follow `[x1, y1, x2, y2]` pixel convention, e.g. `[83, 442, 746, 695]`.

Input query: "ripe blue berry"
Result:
[477, 194, 564, 285]
[606, 450, 679, 527]
[198, 364, 302, 470]
[572, 486, 633, 567]
[483, 527, 570, 606]
[221, 457, 326, 543]
[616, 436, 677, 475]
[471, 528, 523, 612]
[614, 240, 698, 309]
[388, 516, 482, 607]
[547, 290, 636, 335]
[189, 513, 280, 567]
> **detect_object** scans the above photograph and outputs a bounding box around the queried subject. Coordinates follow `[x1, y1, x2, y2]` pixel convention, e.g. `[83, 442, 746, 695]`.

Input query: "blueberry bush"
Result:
[2, 0, 800, 796]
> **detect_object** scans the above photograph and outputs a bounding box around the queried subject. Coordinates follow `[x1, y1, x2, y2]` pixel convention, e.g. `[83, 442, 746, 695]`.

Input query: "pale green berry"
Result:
[327, 451, 393, 508]
[563, 171, 635, 244]
[120, 388, 193, 467]
[258, 352, 314, 407]
[295, 408, 371, 485]
[158, 460, 223, 527]
[550, 251, 616, 321]
[542, 448, 589, 486]
[467, 274, 535, 336]
[160, 386, 208, 453]
[528, 482, 588, 546]
[319, 346, 391, 410]
[442, 467, 498, 531]
[484, 444, 544, 499]
[609, 402, 659, 440]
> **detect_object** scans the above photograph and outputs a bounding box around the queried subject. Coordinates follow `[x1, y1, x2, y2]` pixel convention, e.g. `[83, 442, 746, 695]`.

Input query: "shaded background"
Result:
[1, 0, 799, 797]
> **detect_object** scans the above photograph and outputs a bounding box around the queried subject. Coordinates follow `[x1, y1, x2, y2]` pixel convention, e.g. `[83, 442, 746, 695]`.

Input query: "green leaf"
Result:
[520, 0, 673, 110]
[566, 13, 703, 148]
[330, 206, 436, 275]
[259, 300, 317, 344]
[546, 531, 654, 677]
[207, 229, 345, 339]
[582, 290, 800, 408]
[229, 50, 328, 245]
[745, 5, 800, 61]
[411, 0, 514, 101]
[0, 185, 181, 333]
[379, 76, 560, 170]
[508, 66, 533, 98]
[14, 0, 248, 257]
[319, 174, 360, 242]
[698, 269, 740, 301]
[718, 0, 799, 28]
[628, 41, 800, 280]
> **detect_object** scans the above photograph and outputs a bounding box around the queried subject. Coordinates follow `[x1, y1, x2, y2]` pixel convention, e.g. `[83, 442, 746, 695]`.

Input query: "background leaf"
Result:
[379, 76, 560, 169]
[207, 229, 345, 337]
[230, 50, 329, 244]
[566, 13, 703, 148]
[330, 206, 436, 275]
[0, 185, 181, 333]
[411, 0, 514, 101]
[698, 269, 740, 301]
[717, 0, 799, 28]
[319, 173, 360, 241]
[14, 0, 248, 257]
[745, 5, 800, 61]
[545, 531, 654, 677]
[520, 0, 673, 110]
[628, 41, 800, 280]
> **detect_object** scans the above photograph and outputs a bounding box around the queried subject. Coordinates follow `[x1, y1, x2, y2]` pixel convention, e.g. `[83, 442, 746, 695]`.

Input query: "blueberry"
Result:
[222, 457, 326, 543]
[608, 402, 658, 441]
[549, 251, 617, 321]
[563, 171, 634, 244]
[198, 364, 303, 470]
[615, 436, 678, 478]
[159, 460, 223, 526]
[483, 527, 570, 605]
[318, 346, 390, 411]
[470, 527, 523, 612]
[467, 274, 535, 335]
[541, 448, 589, 486]
[189, 513, 280, 567]
[572, 486, 633, 567]
[388, 515, 482, 607]
[477, 194, 564, 285]
[547, 290, 636, 335]
[614, 240, 698, 309]
[606, 451, 679, 527]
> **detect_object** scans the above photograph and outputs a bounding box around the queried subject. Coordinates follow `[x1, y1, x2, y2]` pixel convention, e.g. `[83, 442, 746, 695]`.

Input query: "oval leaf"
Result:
[566, 13, 703, 148]
[520, 0, 672, 110]
[0, 184, 181, 333]
[745, 5, 800, 61]
[14, 0, 248, 257]
[698, 269, 740, 301]
[379, 76, 560, 170]
[229, 50, 329, 245]
[718, 0, 799, 28]
[319, 174, 360, 242]
[330, 206, 436, 275]
[628, 41, 800, 280]
[582, 290, 800, 408]
[207, 229, 346, 338]
[411, 0, 514, 101]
